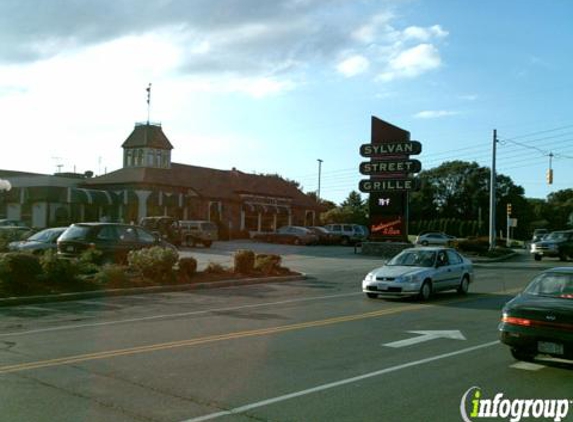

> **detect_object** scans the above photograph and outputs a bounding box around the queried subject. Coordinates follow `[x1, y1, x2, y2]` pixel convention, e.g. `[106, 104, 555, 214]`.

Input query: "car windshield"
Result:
[27, 229, 61, 243]
[544, 232, 567, 241]
[59, 225, 91, 241]
[387, 250, 436, 267]
[523, 272, 573, 299]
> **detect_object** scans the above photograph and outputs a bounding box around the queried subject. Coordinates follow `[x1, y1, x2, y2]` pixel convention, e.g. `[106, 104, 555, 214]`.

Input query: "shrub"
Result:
[39, 250, 80, 284]
[456, 238, 489, 255]
[255, 253, 282, 276]
[178, 257, 198, 281]
[204, 261, 226, 274]
[0, 252, 43, 294]
[127, 246, 178, 283]
[233, 249, 255, 274]
[93, 264, 131, 287]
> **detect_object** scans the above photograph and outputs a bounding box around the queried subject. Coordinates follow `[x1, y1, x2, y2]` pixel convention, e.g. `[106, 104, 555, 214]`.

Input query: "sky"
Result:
[0, 0, 572, 205]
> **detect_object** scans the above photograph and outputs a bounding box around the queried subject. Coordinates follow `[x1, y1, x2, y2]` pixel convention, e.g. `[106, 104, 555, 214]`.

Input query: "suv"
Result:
[530, 229, 573, 261]
[57, 222, 177, 264]
[531, 228, 549, 243]
[178, 220, 218, 248]
[323, 223, 368, 245]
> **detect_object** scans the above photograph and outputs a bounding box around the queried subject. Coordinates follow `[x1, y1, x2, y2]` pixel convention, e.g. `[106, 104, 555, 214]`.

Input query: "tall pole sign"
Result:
[359, 117, 422, 242]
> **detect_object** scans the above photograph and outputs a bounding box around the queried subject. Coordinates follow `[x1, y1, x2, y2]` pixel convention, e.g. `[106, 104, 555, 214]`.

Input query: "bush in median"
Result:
[0, 252, 43, 294]
[127, 246, 178, 283]
[254, 253, 282, 276]
[233, 249, 255, 274]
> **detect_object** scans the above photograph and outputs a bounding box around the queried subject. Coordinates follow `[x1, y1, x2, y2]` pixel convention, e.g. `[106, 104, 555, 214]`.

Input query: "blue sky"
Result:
[0, 0, 571, 204]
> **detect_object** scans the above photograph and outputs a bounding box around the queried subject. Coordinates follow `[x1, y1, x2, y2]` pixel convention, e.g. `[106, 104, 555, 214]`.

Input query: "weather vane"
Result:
[146, 83, 152, 124]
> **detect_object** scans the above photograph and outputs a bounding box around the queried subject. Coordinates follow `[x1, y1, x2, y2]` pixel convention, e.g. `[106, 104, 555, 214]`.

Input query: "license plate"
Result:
[66, 246, 74, 252]
[538, 341, 564, 355]
[377, 284, 389, 291]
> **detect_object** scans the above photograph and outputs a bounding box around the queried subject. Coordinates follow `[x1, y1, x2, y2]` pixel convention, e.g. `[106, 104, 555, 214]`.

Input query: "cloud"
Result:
[414, 110, 459, 119]
[336, 55, 370, 77]
[459, 94, 478, 101]
[378, 43, 442, 81]
[403, 25, 448, 41]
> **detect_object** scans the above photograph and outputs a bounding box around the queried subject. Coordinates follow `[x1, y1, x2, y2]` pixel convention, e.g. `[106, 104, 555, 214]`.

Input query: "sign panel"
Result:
[359, 159, 421, 175]
[360, 141, 422, 157]
[370, 215, 406, 237]
[359, 178, 418, 193]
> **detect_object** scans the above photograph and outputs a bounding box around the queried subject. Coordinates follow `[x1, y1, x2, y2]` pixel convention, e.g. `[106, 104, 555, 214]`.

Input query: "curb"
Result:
[471, 252, 519, 264]
[0, 273, 307, 307]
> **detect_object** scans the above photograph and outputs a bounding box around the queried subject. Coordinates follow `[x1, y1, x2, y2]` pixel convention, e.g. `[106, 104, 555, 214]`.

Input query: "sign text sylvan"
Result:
[360, 141, 422, 157]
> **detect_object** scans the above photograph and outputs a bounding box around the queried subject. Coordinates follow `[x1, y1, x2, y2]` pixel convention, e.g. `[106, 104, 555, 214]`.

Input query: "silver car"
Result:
[362, 247, 473, 300]
[415, 232, 456, 246]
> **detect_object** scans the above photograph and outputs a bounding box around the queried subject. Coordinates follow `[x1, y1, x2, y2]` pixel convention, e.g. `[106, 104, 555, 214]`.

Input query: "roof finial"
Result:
[146, 83, 152, 125]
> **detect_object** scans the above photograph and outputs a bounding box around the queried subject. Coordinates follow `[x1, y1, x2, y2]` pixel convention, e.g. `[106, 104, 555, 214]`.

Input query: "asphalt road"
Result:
[0, 243, 572, 422]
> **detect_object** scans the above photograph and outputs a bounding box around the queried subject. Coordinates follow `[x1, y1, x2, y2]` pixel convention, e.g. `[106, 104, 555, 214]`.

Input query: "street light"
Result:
[317, 159, 323, 201]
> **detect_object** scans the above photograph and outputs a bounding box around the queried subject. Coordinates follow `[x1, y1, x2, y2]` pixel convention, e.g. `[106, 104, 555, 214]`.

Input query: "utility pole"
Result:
[317, 159, 323, 201]
[489, 129, 498, 251]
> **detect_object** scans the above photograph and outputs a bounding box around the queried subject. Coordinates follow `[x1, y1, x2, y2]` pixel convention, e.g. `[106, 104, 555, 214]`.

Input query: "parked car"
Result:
[0, 219, 28, 227]
[256, 226, 318, 245]
[362, 247, 473, 300]
[415, 232, 456, 247]
[8, 227, 67, 254]
[530, 230, 573, 261]
[307, 226, 341, 245]
[0, 225, 35, 243]
[140, 216, 180, 245]
[57, 222, 177, 264]
[323, 223, 367, 245]
[531, 228, 549, 243]
[178, 220, 218, 248]
[499, 267, 573, 361]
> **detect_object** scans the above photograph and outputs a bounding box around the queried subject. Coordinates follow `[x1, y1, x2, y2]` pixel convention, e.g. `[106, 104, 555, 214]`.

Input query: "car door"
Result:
[432, 251, 455, 291]
[445, 250, 464, 287]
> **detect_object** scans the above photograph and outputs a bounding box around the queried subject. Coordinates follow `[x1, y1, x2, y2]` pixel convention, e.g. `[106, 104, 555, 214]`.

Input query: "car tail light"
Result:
[88, 242, 96, 250]
[502, 316, 532, 327]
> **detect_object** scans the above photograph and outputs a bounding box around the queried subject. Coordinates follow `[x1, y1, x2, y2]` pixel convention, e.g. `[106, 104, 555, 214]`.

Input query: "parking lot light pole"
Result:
[317, 159, 323, 201]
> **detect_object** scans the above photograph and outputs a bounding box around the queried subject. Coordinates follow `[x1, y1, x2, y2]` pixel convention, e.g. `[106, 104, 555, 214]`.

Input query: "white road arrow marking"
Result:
[383, 330, 466, 348]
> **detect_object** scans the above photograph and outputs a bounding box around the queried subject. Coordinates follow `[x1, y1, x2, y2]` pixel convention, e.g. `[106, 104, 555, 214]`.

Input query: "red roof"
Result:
[84, 163, 320, 208]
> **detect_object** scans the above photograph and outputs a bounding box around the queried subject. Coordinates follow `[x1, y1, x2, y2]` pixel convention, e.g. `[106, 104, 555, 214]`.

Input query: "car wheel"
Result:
[421, 240, 429, 246]
[203, 241, 212, 248]
[533, 254, 542, 261]
[419, 281, 432, 301]
[293, 238, 301, 245]
[559, 253, 567, 261]
[510, 348, 535, 362]
[366, 293, 378, 299]
[457, 276, 470, 295]
[341, 236, 349, 246]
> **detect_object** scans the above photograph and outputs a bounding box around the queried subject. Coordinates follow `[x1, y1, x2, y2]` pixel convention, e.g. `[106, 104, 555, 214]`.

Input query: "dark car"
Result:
[308, 226, 341, 245]
[499, 267, 573, 361]
[8, 227, 67, 254]
[255, 226, 318, 245]
[57, 222, 177, 264]
[0, 218, 28, 227]
[530, 229, 573, 261]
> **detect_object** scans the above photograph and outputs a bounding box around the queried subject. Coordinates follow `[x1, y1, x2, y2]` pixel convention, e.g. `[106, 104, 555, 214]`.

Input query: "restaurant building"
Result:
[0, 123, 322, 237]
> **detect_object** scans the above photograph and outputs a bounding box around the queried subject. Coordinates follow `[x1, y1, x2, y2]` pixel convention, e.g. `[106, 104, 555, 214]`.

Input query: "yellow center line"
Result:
[0, 289, 519, 375]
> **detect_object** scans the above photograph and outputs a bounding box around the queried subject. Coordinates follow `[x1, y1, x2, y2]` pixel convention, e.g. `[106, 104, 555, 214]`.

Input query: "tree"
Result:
[546, 189, 573, 229]
[321, 190, 368, 225]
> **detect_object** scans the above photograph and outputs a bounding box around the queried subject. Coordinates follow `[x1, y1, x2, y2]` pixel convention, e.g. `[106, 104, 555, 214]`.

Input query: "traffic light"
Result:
[546, 169, 554, 185]
[506, 203, 512, 215]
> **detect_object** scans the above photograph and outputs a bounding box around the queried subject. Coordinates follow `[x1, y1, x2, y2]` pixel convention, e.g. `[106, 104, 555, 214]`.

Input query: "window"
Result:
[446, 250, 462, 265]
[136, 227, 156, 243]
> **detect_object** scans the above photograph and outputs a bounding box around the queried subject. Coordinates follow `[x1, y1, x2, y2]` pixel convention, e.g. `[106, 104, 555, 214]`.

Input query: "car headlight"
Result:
[401, 274, 421, 283]
[365, 273, 375, 281]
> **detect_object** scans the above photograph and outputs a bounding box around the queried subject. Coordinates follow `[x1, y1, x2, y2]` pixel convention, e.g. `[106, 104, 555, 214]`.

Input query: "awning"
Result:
[68, 188, 119, 205]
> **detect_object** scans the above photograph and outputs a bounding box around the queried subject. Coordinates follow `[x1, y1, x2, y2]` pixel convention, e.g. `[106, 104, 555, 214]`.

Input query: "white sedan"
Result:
[362, 247, 473, 300]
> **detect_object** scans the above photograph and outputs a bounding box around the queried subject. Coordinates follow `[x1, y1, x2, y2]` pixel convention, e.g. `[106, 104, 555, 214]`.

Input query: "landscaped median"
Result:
[0, 247, 305, 306]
